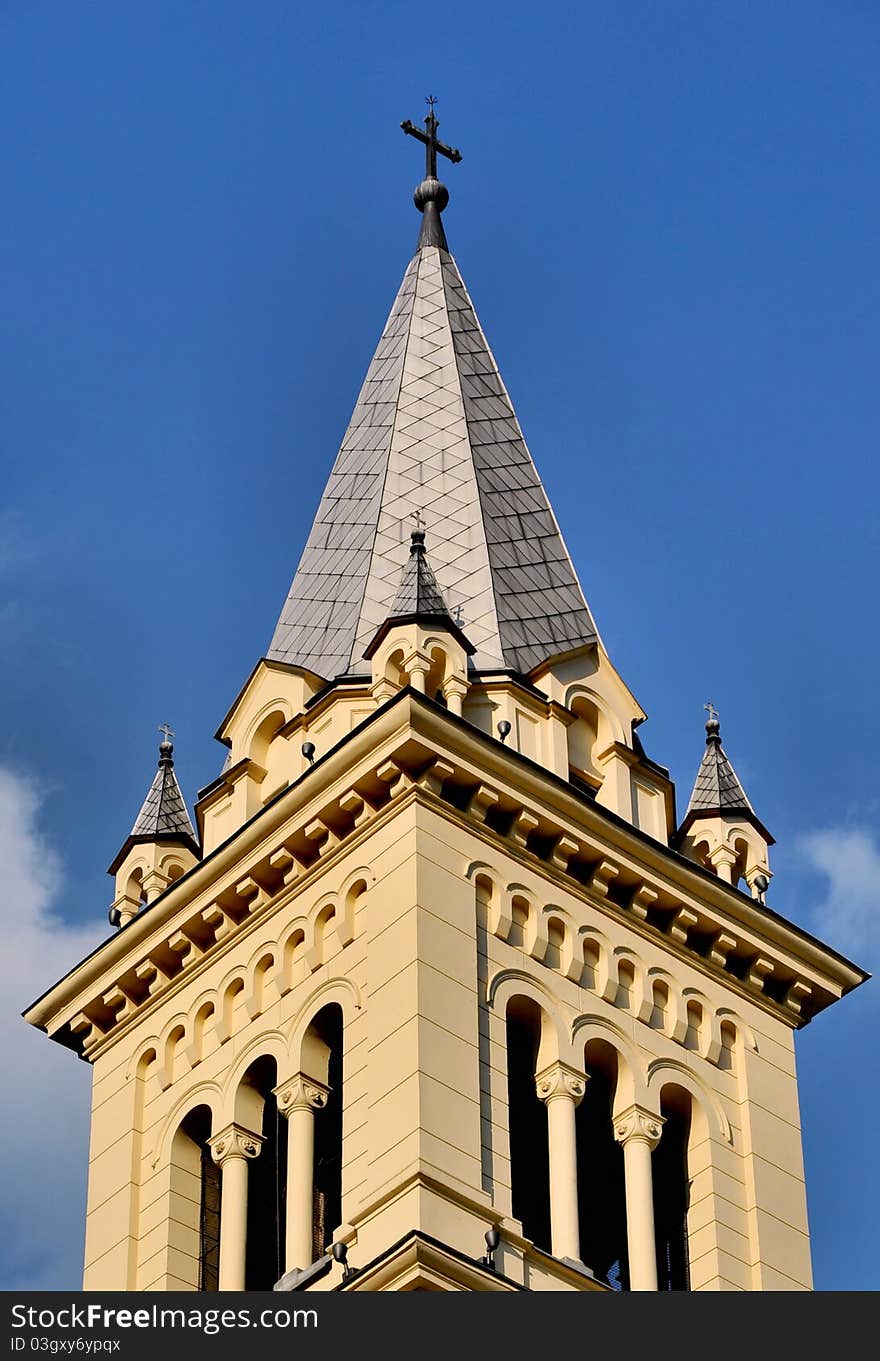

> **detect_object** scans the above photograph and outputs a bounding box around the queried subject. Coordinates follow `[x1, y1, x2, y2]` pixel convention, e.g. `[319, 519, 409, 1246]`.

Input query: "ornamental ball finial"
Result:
[413, 177, 449, 213]
[157, 723, 175, 765]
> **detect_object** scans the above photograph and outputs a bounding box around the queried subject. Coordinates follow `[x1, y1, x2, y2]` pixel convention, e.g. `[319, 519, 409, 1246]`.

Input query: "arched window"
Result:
[576, 1041, 629, 1289]
[505, 999, 550, 1251]
[308, 1005, 344, 1258]
[653, 1085, 692, 1291]
[170, 1105, 219, 1291]
[238, 1057, 287, 1290]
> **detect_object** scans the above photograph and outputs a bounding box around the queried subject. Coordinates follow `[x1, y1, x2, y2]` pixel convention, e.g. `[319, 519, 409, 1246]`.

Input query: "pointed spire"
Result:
[389, 526, 452, 619]
[132, 732, 198, 843]
[268, 117, 598, 682]
[686, 704, 752, 817]
[108, 729, 199, 874]
[681, 705, 772, 842]
[363, 528, 475, 660]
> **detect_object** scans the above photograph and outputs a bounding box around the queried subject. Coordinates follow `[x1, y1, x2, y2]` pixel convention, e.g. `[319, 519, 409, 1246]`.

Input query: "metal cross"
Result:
[704, 702, 718, 724]
[410, 508, 425, 532]
[158, 723, 175, 744]
[401, 97, 462, 179]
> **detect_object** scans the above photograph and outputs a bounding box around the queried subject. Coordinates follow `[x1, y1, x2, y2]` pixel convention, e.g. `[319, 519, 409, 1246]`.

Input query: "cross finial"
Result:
[401, 99, 462, 179]
[410, 508, 425, 532]
[704, 702, 718, 725]
[401, 101, 462, 250]
[158, 723, 174, 744]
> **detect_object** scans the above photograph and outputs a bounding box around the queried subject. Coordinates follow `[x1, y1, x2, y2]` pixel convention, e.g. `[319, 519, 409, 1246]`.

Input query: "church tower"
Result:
[25, 110, 867, 1293]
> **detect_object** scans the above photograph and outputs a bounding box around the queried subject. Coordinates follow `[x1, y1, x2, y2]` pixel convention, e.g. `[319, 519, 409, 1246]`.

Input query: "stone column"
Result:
[708, 844, 738, 884]
[274, 1075, 330, 1273]
[441, 675, 469, 717]
[209, 1123, 264, 1291]
[614, 1104, 664, 1291]
[535, 1062, 587, 1262]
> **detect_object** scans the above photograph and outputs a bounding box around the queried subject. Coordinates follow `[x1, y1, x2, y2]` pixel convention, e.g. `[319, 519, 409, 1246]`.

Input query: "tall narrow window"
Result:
[241, 1057, 286, 1290]
[310, 1005, 344, 1257]
[505, 1000, 550, 1252]
[172, 1105, 217, 1291]
[653, 1092, 691, 1291]
[198, 1143, 221, 1291]
[576, 1051, 629, 1289]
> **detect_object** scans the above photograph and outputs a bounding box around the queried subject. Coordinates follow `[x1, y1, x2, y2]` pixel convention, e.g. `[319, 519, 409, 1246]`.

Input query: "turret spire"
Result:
[401, 97, 462, 250]
[363, 527, 475, 661]
[686, 705, 754, 820]
[108, 729, 199, 876]
[678, 706, 774, 899]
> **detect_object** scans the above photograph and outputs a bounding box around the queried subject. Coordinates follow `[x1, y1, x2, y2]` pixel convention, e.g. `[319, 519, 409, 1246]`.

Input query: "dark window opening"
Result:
[313, 1008, 344, 1257]
[178, 1105, 219, 1293]
[244, 1058, 286, 1290]
[576, 1067, 629, 1290]
[505, 1009, 550, 1252]
[653, 1103, 691, 1291]
[198, 1143, 221, 1292]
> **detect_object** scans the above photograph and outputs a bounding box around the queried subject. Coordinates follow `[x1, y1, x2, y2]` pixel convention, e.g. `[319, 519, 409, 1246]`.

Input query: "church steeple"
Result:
[267, 105, 599, 682]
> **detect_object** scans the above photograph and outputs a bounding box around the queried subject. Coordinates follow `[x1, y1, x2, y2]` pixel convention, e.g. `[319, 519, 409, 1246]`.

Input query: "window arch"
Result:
[652, 1084, 693, 1291]
[235, 1056, 286, 1290]
[169, 1105, 219, 1291]
[576, 1039, 629, 1289]
[504, 997, 551, 1252]
[297, 1004, 345, 1260]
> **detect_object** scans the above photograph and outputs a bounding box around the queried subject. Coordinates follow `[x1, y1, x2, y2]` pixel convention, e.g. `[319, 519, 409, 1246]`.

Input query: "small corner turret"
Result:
[107, 727, 200, 928]
[678, 704, 774, 901]
[364, 526, 474, 713]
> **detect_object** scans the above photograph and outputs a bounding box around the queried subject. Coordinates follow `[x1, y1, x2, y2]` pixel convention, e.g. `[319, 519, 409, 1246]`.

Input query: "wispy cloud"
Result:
[0, 768, 102, 1289]
[800, 825, 880, 966]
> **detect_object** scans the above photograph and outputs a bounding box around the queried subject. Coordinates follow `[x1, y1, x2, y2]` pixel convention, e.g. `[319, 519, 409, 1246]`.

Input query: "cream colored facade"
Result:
[26, 637, 865, 1293]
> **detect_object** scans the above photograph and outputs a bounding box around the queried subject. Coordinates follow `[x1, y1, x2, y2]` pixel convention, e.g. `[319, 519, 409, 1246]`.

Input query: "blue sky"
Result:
[1, 1, 877, 1290]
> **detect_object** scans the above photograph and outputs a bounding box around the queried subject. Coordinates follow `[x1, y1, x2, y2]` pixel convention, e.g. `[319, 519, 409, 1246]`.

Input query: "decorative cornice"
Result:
[613, 1104, 664, 1149]
[24, 691, 867, 1058]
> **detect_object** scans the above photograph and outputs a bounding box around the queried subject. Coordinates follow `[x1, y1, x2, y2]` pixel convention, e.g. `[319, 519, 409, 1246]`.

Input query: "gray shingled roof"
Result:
[686, 729, 753, 817]
[267, 242, 599, 679]
[130, 745, 197, 845]
[388, 530, 451, 619]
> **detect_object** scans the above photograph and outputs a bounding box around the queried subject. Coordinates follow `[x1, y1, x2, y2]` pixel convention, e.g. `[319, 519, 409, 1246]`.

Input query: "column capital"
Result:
[613, 1104, 664, 1150]
[274, 1072, 330, 1117]
[535, 1061, 587, 1106]
[209, 1122, 264, 1165]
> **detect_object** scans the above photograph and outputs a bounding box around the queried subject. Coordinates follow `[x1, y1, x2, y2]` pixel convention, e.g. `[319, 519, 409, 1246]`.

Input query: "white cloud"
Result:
[0, 768, 103, 1289]
[800, 826, 880, 965]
